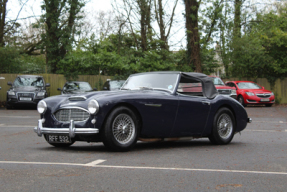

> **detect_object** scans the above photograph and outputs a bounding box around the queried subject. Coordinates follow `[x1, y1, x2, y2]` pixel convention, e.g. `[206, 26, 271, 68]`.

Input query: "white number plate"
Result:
[47, 135, 71, 143]
[20, 97, 32, 101]
[261, 98, 269, 102]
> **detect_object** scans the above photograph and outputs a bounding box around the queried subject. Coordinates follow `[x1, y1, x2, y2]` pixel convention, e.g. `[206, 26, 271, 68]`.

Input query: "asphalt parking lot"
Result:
[0, 105, 286, 191]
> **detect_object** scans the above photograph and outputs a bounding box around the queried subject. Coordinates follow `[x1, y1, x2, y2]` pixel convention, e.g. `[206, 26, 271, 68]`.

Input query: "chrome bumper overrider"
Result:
[247, 118, 252, 123]
[34, 119, 99, 138]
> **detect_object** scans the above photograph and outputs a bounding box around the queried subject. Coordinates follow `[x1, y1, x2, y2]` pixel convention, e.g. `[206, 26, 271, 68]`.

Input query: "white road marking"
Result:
[245, 130, 285, 133]
[85, 159, 106, 166]
[0, 116, 37, 118]
[0, 124, 34, 127]
[253, 121, 286, 124]
[0, 160, 287, 175]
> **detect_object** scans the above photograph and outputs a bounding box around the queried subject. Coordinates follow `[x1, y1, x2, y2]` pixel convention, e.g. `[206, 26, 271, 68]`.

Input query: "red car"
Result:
[225, 81, 275, 107]
[209, 76, 237, 99]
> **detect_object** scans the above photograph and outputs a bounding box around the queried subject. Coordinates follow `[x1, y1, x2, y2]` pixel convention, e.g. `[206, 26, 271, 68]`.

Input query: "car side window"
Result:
[177, 76, 203, 97]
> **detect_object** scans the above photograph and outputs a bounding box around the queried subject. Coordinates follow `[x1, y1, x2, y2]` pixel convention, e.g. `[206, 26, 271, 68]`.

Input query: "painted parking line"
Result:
[245, 129, 286, 133]
[0, 116, 37, 118]
[253, 121, 286, 124]
[0, 160, 287, 176]
[0, 124, 35, 127]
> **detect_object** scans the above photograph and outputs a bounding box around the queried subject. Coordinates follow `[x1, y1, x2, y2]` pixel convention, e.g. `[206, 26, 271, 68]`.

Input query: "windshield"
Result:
[110, 80, 125, 90]
[237, 82, 261, 89]
[211, 77, 224, 85]
[14, 76, 44, 87]
[122, 73, 178, 92]
[63, 82, 92, 91]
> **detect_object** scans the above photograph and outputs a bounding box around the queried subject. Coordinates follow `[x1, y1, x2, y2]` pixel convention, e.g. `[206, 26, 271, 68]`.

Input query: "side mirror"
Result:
[0, 86, 1, 90]
[103, 87, 108, 90]
[46, 83, 50, 87]
[93, 88, 97, 91]
[57, 88, 62, 91]
[7, 82, 12, 86]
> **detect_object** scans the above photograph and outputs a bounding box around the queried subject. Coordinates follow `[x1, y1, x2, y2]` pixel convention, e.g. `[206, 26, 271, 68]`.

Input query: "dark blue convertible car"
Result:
[34, 72, 252, 151]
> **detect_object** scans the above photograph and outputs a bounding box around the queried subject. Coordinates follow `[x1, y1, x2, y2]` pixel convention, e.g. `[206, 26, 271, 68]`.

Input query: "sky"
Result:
[6, 0, 281, 50]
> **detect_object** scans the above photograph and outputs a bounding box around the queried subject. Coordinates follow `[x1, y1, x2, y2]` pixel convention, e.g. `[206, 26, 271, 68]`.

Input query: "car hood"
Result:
[43, 90, 171, 113]
[214, 85, 235, 90]
[10, 86, 44, 92]
[240, 89, 272, 93]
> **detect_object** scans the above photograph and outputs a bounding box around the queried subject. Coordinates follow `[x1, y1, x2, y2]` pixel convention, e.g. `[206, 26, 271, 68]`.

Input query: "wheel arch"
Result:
[100, 102, 143, 135]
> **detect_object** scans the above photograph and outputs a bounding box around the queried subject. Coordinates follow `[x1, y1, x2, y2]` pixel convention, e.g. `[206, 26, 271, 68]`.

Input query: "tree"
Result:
[0, 0, 8, 47]
[41, 0, 85, 73]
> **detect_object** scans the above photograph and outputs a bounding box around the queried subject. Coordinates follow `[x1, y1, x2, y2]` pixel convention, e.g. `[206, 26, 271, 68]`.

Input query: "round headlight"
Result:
[88, 99, 99, 114]
[37, 100, 47, 114]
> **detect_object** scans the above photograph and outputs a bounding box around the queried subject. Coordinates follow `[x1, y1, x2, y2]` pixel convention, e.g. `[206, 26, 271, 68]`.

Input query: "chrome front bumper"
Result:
[34, 119, 99, 138]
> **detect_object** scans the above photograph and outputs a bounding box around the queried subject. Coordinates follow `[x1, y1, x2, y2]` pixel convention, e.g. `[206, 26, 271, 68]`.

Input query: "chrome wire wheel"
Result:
[112, 114, 136, 145]
[217, 113, 233, 139]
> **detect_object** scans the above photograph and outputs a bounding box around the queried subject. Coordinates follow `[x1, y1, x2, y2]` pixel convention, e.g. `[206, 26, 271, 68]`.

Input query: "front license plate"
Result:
[47, 135, 71, 143]
[261, 98, 269, 102]
[20, 97, 32, 101]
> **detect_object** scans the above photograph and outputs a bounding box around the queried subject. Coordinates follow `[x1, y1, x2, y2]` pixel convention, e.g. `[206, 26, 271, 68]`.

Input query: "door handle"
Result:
[202, 101, 210, 105]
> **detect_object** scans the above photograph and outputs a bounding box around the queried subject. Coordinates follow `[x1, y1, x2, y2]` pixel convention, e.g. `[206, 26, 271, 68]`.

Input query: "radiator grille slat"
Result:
[54, 108, 90, 122]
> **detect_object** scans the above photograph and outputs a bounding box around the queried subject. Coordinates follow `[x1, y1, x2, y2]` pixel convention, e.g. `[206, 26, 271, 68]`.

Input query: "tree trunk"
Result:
[184, 0, 201, 72]
[0, 0, 8, 47]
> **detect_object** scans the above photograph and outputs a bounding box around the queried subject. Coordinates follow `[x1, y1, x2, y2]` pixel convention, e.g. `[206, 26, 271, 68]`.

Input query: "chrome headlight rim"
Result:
[88, 99, 99, 115]
[37, 100, 47, 114]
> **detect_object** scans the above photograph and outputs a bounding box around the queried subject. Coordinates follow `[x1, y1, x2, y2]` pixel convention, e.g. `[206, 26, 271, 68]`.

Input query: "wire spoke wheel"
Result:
[112, 114, 136, 145]
[217, 113, 233, 139]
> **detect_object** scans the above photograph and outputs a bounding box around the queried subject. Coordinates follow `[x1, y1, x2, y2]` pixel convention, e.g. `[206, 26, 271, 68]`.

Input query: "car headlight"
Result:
[270, 92, 274, 96]
[88, 99, 99, 114]
[231, 90, 236, 94]
[245, 92, 254, 96]
[37, 100, 47, 114]
[8, 91, 15, 96]
[37, 92, 45, 97]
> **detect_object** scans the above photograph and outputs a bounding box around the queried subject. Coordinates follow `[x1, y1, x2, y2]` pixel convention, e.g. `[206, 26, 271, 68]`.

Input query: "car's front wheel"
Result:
[208, 107, 235, 145]
[102, 106, 139, 151]
[44, 135, 75, 147]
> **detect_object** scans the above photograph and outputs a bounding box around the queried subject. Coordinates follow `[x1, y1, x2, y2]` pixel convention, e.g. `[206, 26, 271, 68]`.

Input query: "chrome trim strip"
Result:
[145, 104, 162, 107]
[34, 119, 99, 138]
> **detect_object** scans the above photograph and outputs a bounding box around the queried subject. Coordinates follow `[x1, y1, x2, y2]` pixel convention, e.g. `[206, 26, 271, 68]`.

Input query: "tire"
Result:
[265, 104, 273, 107]
[208, 107, 235, 145]
[238, 95, 246, 107]
[44, 135, 75, 148]
[102, 106, 139, 152]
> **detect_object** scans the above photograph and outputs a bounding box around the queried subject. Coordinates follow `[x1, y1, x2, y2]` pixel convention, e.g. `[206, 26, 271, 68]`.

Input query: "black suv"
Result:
[6, 75, 50, 109]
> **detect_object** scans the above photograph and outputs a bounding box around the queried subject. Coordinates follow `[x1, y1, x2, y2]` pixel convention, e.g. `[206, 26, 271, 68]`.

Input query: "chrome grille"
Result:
[218, 89, 231, 95]
[256, 93, 271, 98]
[54, 108, 90, 122]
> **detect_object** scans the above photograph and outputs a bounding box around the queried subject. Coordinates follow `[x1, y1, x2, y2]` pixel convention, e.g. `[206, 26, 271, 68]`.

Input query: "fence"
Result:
[0, 74, 112, 101]
[0, 74, 286, 104]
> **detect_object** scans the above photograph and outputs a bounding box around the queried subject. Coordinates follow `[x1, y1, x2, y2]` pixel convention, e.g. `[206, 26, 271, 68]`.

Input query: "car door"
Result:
[171, 78, 211, 137]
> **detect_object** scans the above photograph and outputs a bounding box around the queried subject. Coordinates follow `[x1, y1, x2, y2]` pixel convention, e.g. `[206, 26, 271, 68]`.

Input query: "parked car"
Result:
[209, 76, 237, 99]
[34, 71, 251, 151]
[57, 81, 96, 95]
[6, 75, 50, 109]
[102, 79, 125, 91]
[225, 81, 275, 107]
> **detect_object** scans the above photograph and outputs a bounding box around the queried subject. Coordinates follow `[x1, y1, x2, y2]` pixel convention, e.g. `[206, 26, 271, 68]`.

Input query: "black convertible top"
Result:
[181, 72, 218, 99]
[130, 71, 218, 99]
